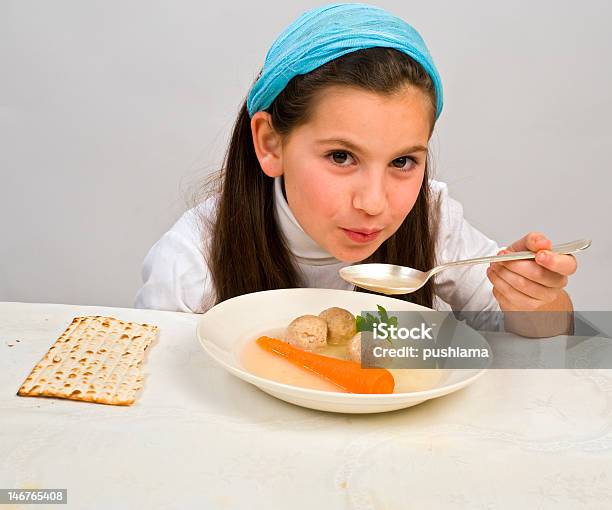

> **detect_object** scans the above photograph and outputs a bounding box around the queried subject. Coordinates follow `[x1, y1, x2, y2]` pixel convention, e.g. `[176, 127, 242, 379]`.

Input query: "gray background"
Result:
[1, 0, 610, 310]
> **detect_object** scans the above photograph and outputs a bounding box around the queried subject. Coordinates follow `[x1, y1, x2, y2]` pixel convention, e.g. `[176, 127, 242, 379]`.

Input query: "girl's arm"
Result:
[430, 182, 576, 338]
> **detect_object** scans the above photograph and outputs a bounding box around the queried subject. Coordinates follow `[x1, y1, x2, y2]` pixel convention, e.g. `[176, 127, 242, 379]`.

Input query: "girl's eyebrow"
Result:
[315, 138, 428, 155]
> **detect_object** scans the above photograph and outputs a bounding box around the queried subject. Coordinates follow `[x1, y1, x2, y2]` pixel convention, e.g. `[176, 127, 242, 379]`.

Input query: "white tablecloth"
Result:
[1, 302, 611, 509]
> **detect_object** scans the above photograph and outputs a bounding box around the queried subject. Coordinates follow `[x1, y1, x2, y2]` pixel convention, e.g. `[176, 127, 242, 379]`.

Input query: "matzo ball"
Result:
[284, 315, 328, 350]
[319, 307, 356, 345]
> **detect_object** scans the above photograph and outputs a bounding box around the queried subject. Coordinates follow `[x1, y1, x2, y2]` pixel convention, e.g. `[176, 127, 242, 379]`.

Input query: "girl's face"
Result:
[266, 84, 433, 263]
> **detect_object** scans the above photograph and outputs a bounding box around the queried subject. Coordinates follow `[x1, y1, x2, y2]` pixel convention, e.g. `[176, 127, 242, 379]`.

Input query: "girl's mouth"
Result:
[341, 228, 382, 243]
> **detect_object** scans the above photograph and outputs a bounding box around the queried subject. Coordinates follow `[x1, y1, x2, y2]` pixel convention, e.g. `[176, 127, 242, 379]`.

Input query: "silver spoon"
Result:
[339, 238, 592, 295]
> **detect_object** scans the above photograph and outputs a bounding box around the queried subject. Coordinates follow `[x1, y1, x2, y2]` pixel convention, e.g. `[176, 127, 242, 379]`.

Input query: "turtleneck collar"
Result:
[273, 175, 347, 266]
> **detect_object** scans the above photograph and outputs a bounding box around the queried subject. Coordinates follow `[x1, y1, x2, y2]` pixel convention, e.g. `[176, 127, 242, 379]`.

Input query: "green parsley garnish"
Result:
[356, 305, 398, 342]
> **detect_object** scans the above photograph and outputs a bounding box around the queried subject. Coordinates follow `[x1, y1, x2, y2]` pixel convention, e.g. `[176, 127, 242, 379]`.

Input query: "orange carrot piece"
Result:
[256, 336, 394, 394]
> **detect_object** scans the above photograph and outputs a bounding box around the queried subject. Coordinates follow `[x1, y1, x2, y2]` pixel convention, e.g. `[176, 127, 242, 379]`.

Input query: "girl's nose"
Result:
[352, 172, 387, 216]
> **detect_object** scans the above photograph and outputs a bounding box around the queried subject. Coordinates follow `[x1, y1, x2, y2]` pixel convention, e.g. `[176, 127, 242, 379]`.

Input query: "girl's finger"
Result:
[491, 257, 568, 289]
[534, 251, 578, 276]
[487, 265, 543, 311]
[488, 263, 559, 302]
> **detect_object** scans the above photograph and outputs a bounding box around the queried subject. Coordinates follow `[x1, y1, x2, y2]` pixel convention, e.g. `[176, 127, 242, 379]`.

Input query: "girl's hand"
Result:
[486, 232, 577, 312]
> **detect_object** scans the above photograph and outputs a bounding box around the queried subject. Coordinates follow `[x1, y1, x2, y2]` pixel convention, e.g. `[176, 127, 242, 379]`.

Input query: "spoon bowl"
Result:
[339, 239, 592, 295]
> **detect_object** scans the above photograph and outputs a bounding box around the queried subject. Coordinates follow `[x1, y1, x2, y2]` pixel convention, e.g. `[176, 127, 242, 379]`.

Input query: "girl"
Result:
[134, 3, 577, 336]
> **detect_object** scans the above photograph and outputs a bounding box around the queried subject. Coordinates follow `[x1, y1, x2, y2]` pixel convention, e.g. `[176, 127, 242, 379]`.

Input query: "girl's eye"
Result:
[392, 156, 418, 172]
[327, 151, 354, 167]
[326, 151, 419, 172]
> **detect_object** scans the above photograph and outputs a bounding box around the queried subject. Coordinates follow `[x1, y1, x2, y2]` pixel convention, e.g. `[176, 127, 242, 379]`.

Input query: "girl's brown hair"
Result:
[202, 47, 440, 310]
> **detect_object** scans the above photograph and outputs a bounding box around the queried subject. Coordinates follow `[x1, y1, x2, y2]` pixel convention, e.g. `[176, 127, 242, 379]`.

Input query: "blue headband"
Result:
[246, 2, 444, 120]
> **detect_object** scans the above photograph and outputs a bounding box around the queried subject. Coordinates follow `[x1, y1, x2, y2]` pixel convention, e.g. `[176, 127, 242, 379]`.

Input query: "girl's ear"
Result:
[251, 111, 284, 177]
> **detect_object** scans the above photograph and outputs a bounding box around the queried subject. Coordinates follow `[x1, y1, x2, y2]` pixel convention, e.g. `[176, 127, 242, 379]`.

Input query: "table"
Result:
[2, 302, 611, 509]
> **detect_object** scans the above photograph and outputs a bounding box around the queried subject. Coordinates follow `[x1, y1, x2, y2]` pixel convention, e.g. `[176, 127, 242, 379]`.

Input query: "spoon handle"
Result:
[431, 238, 592, 275]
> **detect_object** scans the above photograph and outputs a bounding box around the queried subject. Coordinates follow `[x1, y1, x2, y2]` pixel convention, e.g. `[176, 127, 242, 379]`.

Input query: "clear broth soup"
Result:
[240, 329, 446, 393]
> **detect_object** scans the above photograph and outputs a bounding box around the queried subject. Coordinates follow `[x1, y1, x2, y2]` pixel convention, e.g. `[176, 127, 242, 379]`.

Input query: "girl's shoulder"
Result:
[428, 178, 463, 227]
[169, 193, 220, 245]
[135, 192, 221, 313]
[428, 177, 497, 251]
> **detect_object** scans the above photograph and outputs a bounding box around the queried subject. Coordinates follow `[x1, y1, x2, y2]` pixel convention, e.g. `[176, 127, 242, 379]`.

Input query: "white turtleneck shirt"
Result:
[134, 176, 503, 330]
